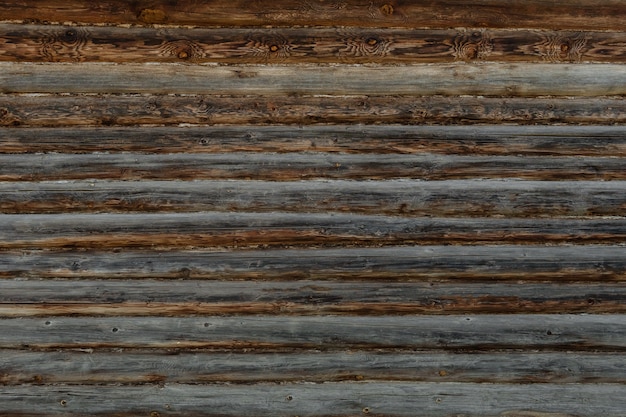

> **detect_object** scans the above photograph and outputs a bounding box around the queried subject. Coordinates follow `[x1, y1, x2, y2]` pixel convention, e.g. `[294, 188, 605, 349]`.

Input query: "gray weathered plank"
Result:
[3, 213, 626, 249]
[2, 125, 625, 155]
[2, 179, 626, 216]
[0, 279, 623, 316]
[2, 152, 626, 181]
[0, 315, 624, 350]
[2, 63, 625, 96]
[1, 246, 626, 281]
[2, 382, 626, 416]
[1, 350, 624, 384]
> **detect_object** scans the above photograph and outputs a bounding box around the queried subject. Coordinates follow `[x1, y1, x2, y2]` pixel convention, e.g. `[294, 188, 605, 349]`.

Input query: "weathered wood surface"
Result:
[2, 1, 626, 416]
[3, 24, 626, 64]
[3, 351, 625, 384]
[2, 125, 625, 155]
[3, 95, 624, 126]
[2, 179, 626, 216]
[1, 315, 624, 350]
[4, 152, 626, 181]
[3, 213, 626, 249]
[2, 0, 625, 30]
[2, 246, 626, 281]
[3, 383, 626, 417]
[0, 279, 624, 315]
[2, 63, 626, 96]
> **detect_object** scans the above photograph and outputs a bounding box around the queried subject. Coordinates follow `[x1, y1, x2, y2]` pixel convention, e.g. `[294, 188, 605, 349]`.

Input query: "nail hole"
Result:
[150, 412, 160, 417]
[112, 327, 119, 333]
[286, 395, 293, 401]
[45, 321, 51, 326]
[362, 407, 370, 414]
[435, 397, 442, 403]
[60, 400, 67, 407]
[546, 330, 552, 335]
[203, 322, 211, 327]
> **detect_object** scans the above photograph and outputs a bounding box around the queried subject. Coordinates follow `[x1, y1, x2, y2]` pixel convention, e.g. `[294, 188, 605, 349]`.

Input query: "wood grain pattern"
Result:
[1, 314, 624, 350]
[3, 350, 625, 384]
[3, 213, 626, 249]
[2, 125, 625, 156]
[2, 383, 626, 416]
[3, 152, 626, 181]
[2, 246, 626, 281]
[0, 279, 624, 315]
[2, 24, 626, 63]
[2, 63, 625, 96]
[1, 0, 625, 30]
[2, 179, 626, 216]
[3, 95, 624, 127]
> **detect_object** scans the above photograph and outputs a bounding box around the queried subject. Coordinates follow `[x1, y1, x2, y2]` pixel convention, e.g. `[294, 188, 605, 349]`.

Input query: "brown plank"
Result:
[1, 179, 625, 216]
[3, 213, 626, 250]
[1, 0, 624, 30]
[2, 24, 625, 63]
[2, 125, 625, 156]
[0, 279, 624, 316]
[3, 152, 626, 182]
[2, 350, 625, 384]
[2, 63, 625, 96]
[1, 246, 626, 282]
[1, 95, 624, 127]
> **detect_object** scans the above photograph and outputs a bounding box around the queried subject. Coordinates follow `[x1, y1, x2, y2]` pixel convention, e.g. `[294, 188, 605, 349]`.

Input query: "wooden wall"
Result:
[1, 1, 625, 415]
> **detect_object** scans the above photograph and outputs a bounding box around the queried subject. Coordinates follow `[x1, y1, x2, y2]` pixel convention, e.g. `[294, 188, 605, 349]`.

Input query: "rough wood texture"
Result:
[3, 213, 626, 249]
[3, 351, 625, 384]
[3, 95, 624, 127]
[2, 0, 625, 30]
[2, 246, 626, 281]
[2, 1, 626, 416]
[2, 125, 625, 155]
[2, 63, 626, 96]
[3, 24, 626, 64]
[0, 279, 624, 315]
[2, 179, 626, 216]
[1, 315, 624, 350]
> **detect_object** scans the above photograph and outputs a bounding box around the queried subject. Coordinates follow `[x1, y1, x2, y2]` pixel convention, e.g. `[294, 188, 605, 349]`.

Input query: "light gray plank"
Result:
[1, 382, 626, 416]
[2, 179, 626, 216]
[1, 125, 625, 156]
[0, 315, 623, 350]
[2, 152, 626, 181]
[2, 350, 624, 384]
[1, 246, 626, 281]
[1, 63, 625, 96]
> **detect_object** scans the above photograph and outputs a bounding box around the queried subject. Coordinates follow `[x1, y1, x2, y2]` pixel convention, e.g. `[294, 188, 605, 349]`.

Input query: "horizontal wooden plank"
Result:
[2, 95, 623, 127]
[3, 152, 626, 181]
[2, 24, 625, 64]
[1, 351, 625, 384]
[0, 279, 623, 315]
[1, 0, 624, 30]
[1, 179, 625, 216]
[1, 246, 626, 281]
[2, 382, 626, 416]
[2, 63, 625, 96]
[2, 125, 625, 155]
[0, 315, 624, 350]
[3, 213, 626, 249]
